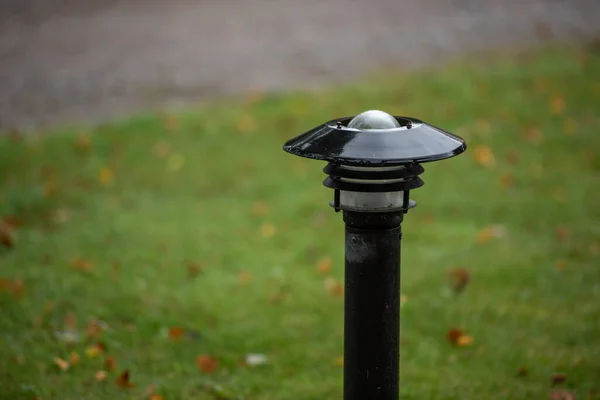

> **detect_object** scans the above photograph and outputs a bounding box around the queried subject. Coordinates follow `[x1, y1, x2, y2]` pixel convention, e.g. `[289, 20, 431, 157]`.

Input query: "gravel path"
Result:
[1, 0, 599, 130]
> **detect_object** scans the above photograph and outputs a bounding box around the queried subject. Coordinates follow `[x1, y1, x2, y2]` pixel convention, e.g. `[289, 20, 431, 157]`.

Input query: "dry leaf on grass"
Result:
[54, 357, 70, 371]
[196, 355, 219, 373]
[169, 327, 185, 341]
[116, 370, 134, 388]
[316, 257, 333, 274]
[448, 268, 471, 294]
[324, 277, 344, 296]
[447, 328, 474, 347]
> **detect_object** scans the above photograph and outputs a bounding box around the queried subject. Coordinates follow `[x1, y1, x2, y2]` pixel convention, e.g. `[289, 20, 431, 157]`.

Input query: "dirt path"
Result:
[1, 0, 599, 130]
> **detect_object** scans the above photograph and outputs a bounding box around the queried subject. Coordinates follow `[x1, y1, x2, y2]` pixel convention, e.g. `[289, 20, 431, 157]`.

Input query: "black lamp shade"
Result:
[283, 116, 467, 167]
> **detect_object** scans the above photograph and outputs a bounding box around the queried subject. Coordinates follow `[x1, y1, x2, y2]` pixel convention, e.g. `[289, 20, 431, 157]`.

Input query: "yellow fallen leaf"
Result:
[472, 145, 495, 167]
[99, 167, 114, 186]
[85, 344, 103, 358]
[251, 201, 270, 217]
[550, 95, 565, 115]
[75, 133, 92, 154]
[316, 256, 333, 274]
[236, 114, 257, 134]
[475, 224, 507, 244]
[334, 357, 344, 366]
[238, 271, 252, 285]
[69, 352, 80, 366]
[259, 223, 275, 238]
[54, 357, 70, 371]
[167, 154, 185, 171]
[456, 335, 474, 347]
[400, 294, 407, 307]
[563, 117, 576, 135]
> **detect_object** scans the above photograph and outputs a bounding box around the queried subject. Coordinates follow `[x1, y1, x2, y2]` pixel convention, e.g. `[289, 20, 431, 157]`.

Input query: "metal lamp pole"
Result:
[283, 110, 466, 399]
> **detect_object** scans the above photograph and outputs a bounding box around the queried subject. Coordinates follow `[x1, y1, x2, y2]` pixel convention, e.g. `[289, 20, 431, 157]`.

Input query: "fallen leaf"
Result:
[95, 370, 108, 382]
[186, 261, 202, 279]
[162, 115, 179, 133]
[259, 222, 275, 238]
[75, 133, 92, 154]
[149, 395, 165, 400]
[0, 278, 24, 298]
[456, 335, 474, 347]
[448, 268, 471, 294]
[169, 327, 185, 341]
[69, 352, 80, 365]
[0, 226, 13, 248]
[251, 201, 270, 216]
[196, 355, 219, 373]
[555, 260, 567, 271]
[54, 357, 70, 371]
[555, 226, 570, 242]
[43, 181, 56, 198]
[105, 356, 117, 371]
[400, 294, 408, 307]
[549, 389, 575, 400]
[553, 187, 566, 202]
[475, 224, 507, 244]
[472, 145, 495, 167]
[499, 174, 514, 189]
[2, 215, 19, 230]
[167, 154, 185, 171]
[334, 357, 344, 366]
[85, 342, 107, 358]
[589, 242, 599, 256]
[522, 125, 543, 144]
[236, 114, 257, 134]
[116, 369, 134, 388]
[153, 141, 171, 158]
[99, 167, 114, 186]
[70, 258, 93, 273]
[324, 277, 344, 297]
[517, 366, 529, 377]
[505, 150, 520, 165]
[563, 118, 576, 135]
[551, 373, 567, 386]
[316, 256, 333, 274]
[245, 353, 268, 366]
[238, 271, 252, 285]
[447, 328, 473, 347]
[550, 95, 566, 115]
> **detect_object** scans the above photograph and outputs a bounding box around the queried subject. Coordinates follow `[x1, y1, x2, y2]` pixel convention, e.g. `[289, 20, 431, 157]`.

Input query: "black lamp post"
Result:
[283, 110, 467, 400]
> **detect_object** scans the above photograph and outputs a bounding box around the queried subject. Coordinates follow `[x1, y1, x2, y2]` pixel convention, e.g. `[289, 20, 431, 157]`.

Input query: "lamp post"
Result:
[283, 110, 467, 400]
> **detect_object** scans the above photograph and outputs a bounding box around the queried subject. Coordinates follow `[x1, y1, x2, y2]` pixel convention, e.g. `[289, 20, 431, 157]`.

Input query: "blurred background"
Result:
[1, 1, 600, 399]
[1, 0, 600, 130]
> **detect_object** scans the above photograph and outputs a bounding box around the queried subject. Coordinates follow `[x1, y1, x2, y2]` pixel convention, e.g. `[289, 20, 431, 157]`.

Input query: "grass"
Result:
[1, 44, 600, 400]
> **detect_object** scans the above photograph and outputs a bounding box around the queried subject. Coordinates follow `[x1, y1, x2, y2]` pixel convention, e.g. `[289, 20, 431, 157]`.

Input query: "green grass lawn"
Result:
[1, 44, 599, 400]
